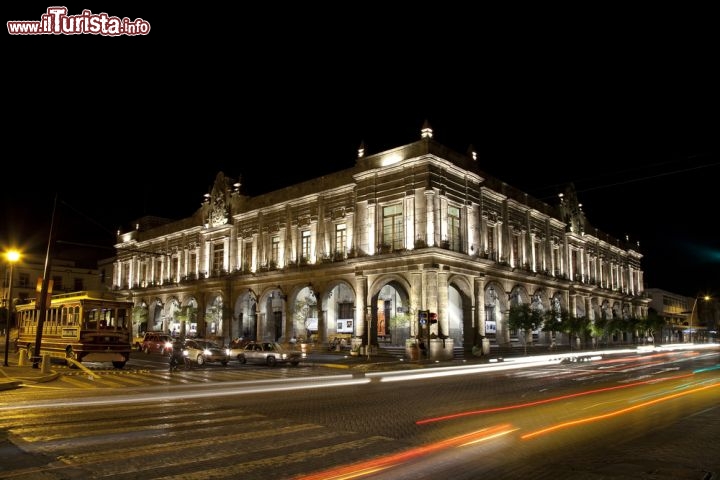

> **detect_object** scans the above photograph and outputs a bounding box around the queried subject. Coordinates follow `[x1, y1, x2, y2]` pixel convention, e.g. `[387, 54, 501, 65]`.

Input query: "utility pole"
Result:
[33, 195, 58, 369]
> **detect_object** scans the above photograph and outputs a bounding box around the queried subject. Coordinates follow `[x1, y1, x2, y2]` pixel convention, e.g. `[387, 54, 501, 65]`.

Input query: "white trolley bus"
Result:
[15, 291, 133, 368]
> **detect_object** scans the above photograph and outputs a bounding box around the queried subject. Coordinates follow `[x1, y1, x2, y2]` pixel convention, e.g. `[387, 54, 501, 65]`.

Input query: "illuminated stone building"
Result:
[112, 123, 649, 358]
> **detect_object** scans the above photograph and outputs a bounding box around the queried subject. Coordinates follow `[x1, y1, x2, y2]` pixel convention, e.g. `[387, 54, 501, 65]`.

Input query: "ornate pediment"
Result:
[208, 172, 229, 227]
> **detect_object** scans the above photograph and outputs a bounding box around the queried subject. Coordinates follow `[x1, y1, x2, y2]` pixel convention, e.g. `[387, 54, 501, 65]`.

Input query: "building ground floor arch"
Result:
[126, 259, 648, 353]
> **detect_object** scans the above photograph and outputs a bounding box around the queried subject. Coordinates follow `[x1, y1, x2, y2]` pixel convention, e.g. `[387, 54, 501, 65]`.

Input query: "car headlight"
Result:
[203, 349, 212, 355]
[165, 341, 173, 349]
[225, 349, 231, 355]
[182, 349, 189, 357]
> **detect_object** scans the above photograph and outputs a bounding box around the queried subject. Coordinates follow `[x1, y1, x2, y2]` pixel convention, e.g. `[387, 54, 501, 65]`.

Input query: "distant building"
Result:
[2, 253, 108, 308]
[645, 288, 719, 343]
[112, 123, 650, 356]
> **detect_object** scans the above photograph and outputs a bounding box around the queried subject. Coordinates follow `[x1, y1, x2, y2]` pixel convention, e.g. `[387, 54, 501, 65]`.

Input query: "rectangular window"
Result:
[337, 302, 353, 319]
[448, 206, 461, 251]
[19, 272, 30, 288]
[271, 236, 279, 265]
[335, 223, 346, 256]
[52, 275, 63, 291]
[74, 278, 83, 291]
[382, 204, 404, 251]
[213, 242, 224, 276]
[487, 224, 496, 257]
[189, 252, 197, 276]
[301, 230, 311, 261]
[243, 241, 252, 271]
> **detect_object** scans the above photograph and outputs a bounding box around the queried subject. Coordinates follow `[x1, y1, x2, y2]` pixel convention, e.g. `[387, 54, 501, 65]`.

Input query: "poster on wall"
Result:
[306, 318, 318, 332]
[485, 321, 497, 334]
[337, 319, 353, 333]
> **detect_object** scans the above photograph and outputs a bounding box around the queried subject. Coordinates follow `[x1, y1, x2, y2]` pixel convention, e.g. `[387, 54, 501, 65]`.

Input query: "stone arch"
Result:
[367, 274, 411, 348]
[150, 297, 164, 331]
[485, 281, 508, 346]
[508, 284, 534, 346]
[589, 297, 601, 322]
[164, 297, 181, 336]
[287, 284, 317, 343]
[233, 289, 257, 341]
[447, 274, 473, 352]
[257, 286, 287, 342]
[574, 296, 586, 318]
[204, 293, 224, 341]
[600, 299, 611, 319]
[132, 300, 150, 338]
[529, 288, 551, 345]
[321, 280, 356, 345]
[509, 284, 531, 306]
[178, 296, 199, 338]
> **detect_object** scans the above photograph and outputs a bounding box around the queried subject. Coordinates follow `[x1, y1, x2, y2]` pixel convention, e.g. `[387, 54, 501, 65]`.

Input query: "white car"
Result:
[235, 341, 304, 367]
[182, 339, 230, 366]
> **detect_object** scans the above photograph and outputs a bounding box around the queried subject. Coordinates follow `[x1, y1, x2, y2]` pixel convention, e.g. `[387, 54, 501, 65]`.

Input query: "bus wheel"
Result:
[112, 361, 127, 369]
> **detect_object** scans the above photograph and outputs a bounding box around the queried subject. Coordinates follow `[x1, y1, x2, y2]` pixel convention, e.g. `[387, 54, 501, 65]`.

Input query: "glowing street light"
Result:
[4, 249, 21, 367]
[689, 295, 710, 344]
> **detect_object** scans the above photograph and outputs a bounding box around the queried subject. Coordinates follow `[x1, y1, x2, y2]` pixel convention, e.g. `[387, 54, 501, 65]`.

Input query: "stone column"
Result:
[355, 274, 367, 339]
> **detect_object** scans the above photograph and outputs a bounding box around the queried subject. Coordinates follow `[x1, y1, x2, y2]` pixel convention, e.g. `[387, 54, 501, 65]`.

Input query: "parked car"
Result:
[140, 332, 173, 355]
[235, 341, 304, 367]
[182, 339, 230, 366]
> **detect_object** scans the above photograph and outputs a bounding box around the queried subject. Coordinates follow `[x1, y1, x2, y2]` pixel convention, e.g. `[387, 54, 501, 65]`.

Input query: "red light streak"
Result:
[521, 380, 720, 440]
[415, 373, 694, 425]
[296, 424, 516, 480]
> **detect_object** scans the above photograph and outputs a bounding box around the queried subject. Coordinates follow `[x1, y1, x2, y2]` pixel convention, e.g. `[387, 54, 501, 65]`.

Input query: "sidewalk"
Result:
[0, 354, 60, 391]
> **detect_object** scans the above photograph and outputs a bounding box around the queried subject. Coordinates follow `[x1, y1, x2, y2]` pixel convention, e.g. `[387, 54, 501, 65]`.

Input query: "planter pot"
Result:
[429, 338, 454, 361]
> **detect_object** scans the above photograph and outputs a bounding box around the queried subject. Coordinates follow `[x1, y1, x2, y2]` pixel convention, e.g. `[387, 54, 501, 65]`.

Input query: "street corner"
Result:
[0, 379, 22, 391]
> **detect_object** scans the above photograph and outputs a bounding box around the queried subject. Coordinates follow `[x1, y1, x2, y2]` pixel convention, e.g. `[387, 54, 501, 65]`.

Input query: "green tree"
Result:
[591, 315, 611, 348]
[541, 310, 589, 351]
[643, 311, 666, 344]
[508, 304, 543, 355]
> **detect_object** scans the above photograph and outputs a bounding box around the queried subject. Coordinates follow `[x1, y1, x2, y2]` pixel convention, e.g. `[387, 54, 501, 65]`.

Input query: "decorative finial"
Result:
[421, 119, 433, 139]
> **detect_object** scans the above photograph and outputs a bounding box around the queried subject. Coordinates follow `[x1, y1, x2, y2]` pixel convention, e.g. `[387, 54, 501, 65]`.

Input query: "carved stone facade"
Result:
[113, 125, 649, 355]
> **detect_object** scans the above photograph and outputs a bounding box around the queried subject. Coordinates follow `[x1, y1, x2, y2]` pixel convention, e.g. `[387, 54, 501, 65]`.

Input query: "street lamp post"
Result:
[689, 295, 711, 344]
[4, 250, 21, 367]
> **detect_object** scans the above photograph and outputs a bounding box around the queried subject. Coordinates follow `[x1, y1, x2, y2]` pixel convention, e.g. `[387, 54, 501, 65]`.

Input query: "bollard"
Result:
[18, 351, 27, 366]
[41, 354, 51, 373]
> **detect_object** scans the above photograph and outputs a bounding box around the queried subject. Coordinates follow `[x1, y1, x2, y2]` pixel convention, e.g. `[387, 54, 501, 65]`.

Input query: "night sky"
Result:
[4, 5, 718, 298]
